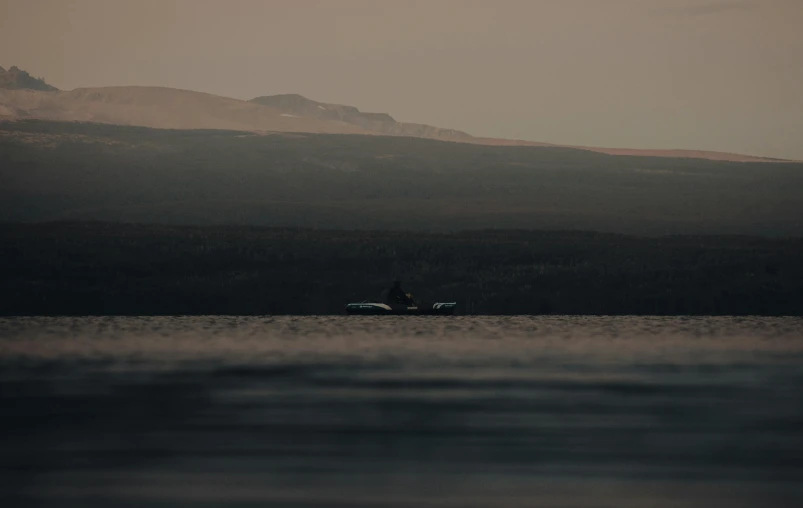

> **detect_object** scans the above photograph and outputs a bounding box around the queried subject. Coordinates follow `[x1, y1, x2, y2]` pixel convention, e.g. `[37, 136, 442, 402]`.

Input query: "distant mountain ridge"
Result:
[250, 94, 474, 142]
[0, 66, 788, 162]
[0, 86, 371, 134]
[0, 65, 58, 92]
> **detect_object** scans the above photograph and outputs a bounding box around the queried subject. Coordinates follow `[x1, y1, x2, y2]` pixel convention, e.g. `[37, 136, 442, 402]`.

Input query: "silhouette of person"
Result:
[385, 280, 415, 306]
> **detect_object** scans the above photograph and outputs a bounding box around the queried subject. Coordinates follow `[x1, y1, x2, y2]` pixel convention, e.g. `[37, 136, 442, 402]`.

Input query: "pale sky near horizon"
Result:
[1, 0, 802, 159]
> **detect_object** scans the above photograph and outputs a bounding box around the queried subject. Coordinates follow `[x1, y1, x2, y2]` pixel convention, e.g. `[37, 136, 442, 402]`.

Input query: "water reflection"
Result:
[1, 316, 802, 507]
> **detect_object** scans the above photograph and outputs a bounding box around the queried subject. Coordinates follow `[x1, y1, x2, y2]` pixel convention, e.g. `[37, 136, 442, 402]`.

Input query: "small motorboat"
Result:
[345, 301, 457, 316]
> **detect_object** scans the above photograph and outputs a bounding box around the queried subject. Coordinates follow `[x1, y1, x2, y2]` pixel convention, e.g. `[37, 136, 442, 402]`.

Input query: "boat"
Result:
[345, 301, 457, 315]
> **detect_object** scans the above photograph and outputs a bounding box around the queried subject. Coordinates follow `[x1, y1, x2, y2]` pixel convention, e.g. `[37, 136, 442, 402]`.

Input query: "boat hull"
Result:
[345, 302, 456, 316]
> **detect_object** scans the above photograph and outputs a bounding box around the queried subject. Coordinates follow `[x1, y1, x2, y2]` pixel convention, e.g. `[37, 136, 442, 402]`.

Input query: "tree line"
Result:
[2, 222, 801, 316]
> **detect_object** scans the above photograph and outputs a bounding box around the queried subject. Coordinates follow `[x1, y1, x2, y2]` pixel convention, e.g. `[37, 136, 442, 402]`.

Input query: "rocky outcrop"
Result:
[0, 66, 58, 92]
[250, 94, 474, 142]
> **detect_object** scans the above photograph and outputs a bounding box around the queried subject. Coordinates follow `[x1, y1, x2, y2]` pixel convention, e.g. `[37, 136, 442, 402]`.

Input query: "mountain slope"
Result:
[249, 94, 791, 163]
[2, 120, 801, 236]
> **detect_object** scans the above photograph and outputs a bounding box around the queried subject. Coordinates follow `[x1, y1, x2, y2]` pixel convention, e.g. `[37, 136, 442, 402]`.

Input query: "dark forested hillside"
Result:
[2, 222, 802, 316]
[2, 120, 802, 236]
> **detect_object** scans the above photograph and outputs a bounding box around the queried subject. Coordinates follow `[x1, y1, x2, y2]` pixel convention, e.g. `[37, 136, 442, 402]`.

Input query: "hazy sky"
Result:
[2, 0, 802, 159]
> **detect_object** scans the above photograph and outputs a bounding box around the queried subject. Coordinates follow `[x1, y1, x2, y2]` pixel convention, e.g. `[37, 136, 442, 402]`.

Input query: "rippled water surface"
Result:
[1, 316, 802, 507]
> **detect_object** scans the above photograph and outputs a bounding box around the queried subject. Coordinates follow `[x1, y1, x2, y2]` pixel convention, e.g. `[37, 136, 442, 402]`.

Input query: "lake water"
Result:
[1, 316, 802, 507]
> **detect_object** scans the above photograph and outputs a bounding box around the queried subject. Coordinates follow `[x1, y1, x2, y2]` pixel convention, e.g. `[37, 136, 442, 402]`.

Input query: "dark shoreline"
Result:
[2, 222, 802, 316]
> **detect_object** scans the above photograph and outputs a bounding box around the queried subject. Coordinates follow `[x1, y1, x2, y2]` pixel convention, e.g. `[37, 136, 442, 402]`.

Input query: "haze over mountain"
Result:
[3, 0, 802, 160]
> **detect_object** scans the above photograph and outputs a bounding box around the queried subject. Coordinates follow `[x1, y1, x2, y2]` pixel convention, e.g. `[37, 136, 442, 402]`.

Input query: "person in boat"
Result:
[384, 280, 416, 307]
